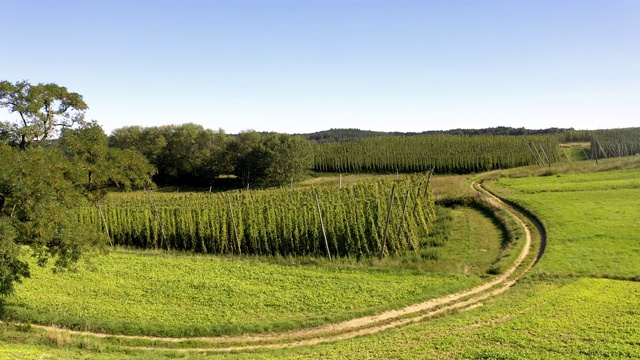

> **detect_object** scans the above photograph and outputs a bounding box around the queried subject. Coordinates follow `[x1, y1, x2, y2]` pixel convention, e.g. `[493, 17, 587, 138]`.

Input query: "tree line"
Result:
[111, 126, 570, 187]
[301, 127, 574, 143]
[109, 124, 313, 188]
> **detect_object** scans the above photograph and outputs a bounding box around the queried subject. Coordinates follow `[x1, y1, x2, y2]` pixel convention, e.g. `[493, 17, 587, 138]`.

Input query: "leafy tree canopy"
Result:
[60, 122, 157, 201]
[0, 81, 156, 296]
[108, 125, 167, 164]
[110, 124, 229, 187]
[262, 133, 312, 187]
[225, 131, 312, 187]
[0, 146, 106, 295]
[0, 80, 88, 149]
[109, 125, 313, 189]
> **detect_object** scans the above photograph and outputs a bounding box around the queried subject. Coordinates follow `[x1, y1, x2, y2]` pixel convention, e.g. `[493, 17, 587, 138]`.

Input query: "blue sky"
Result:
[1, 0, 639, 135]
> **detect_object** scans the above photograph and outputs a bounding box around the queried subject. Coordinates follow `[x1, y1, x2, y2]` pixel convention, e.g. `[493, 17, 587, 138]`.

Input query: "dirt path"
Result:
[23, 178, 543, 352]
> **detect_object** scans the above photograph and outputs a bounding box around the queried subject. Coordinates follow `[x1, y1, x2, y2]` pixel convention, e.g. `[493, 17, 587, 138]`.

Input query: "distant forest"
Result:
[299, 127, 574, 143]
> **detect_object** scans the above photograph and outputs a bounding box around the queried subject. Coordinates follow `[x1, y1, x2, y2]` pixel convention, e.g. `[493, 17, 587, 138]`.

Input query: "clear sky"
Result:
[1, 0, 639, 135]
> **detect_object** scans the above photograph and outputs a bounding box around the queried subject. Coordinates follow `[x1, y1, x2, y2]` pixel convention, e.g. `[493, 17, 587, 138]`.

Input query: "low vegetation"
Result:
[2, 203, 504, 338]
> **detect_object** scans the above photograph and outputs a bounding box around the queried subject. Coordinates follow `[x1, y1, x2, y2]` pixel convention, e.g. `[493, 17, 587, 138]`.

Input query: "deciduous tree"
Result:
[0, 82, 156, 296]
[60, 122, 156, 201]
[0, 146, 105, 295]
[0, 80, 88, 149]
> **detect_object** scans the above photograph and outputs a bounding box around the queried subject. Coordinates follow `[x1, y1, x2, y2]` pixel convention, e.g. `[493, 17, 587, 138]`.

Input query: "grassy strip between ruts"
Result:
[242, 277, 640, 360]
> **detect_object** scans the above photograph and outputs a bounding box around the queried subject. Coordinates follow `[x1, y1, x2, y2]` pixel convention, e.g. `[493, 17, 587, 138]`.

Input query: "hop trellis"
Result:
[77, 175, 436, 258]
[312, 134, 561, 173]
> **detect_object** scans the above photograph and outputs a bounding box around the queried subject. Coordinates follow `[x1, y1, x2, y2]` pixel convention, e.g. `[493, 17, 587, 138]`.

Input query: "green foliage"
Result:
[109, 125, 167, 164]
[0, 80, 131, 296]
[225, 131, 312, 187]
[262, 133, 313, 186]
[0, 112, 155, 297]
[157, 123, 228, 185]
[78, 175, 436, 258]
[0, 146, 107, 295]
[0, 80, 88, 149]
[226, 130, 270, 187]
[312, 134, 560, 174]
[60, 122, 156, 201]
[0, 219, 30, 296]
[109, 124, 228, 186]
[304, 128, 401, 143]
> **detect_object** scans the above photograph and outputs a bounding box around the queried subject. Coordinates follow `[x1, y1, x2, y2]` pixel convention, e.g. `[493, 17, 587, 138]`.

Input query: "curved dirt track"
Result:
[26, 179, 544, 352]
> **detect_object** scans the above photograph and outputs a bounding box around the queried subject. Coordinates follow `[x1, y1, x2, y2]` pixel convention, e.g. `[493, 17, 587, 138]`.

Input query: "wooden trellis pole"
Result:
[379, 184, 396, 260]
[314, 193, 332, 262]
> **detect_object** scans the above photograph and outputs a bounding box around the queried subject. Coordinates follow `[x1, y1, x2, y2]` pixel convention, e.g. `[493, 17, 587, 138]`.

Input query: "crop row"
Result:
[590, 128, 640, 159]
[312, 134, 560, 173]
[77, 176, 436, 258]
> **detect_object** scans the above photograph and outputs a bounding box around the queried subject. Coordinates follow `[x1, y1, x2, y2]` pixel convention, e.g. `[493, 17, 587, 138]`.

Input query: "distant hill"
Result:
[298, 127, 574, 143]
[298, 128, 411, 143]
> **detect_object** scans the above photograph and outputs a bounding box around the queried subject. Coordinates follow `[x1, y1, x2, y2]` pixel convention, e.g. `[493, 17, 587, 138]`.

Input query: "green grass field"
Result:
[1, 159, 639, 359]
[559, 142, 590, 162]
[212, 278, 636, 360]
[1, 205, 503, 338]
[486, 167, 640, 279]
[1, 277, 638, 359]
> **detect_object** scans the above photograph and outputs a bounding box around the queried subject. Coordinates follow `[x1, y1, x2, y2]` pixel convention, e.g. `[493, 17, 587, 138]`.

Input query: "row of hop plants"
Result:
[76, 175, 436, 259]
[312, 134, 561, 174]
[589, 128, 640, 159]
[558, 127, 640, 159]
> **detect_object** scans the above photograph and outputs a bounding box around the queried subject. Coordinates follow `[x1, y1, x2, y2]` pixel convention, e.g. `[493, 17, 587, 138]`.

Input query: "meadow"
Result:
[3, 250, 480, 337]
[2, 278, 638, 359]
[485, 166, 640, 279]
[1, 157, 639, 359]
[1, 202, 505, 338]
